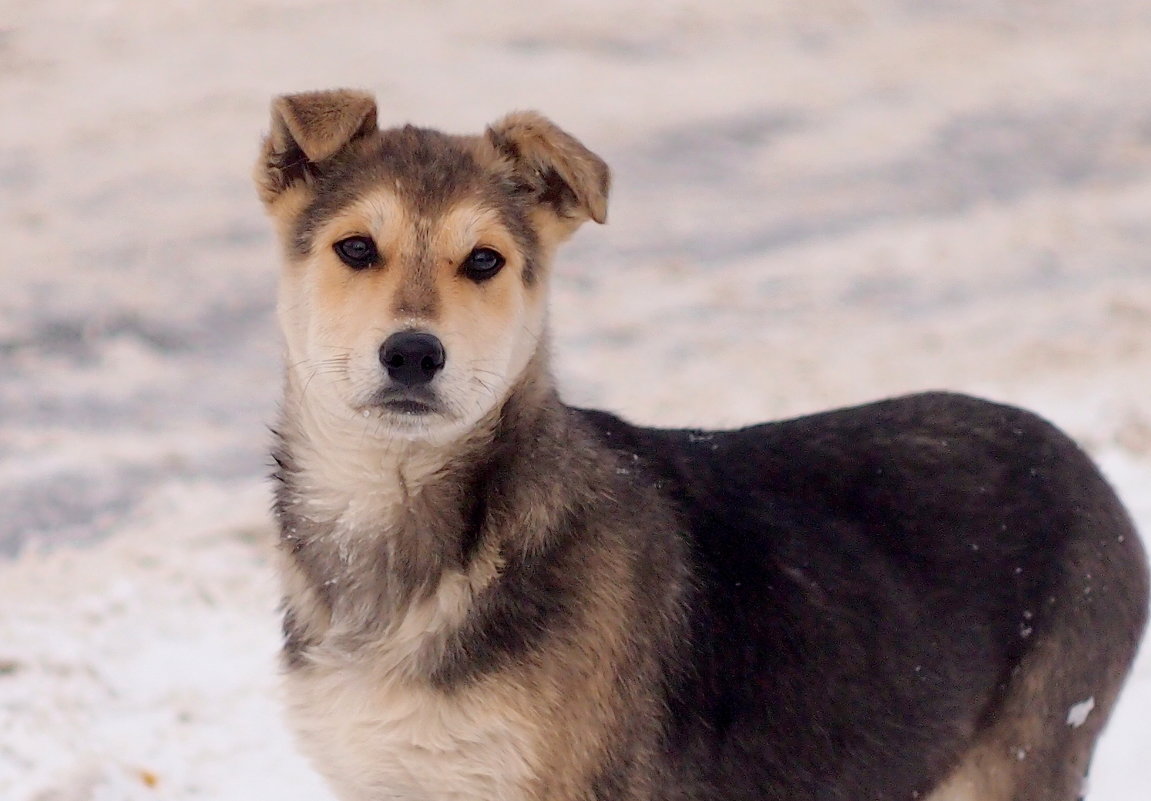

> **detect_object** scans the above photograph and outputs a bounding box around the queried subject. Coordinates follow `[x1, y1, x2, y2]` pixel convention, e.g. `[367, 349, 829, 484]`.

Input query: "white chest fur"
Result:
[282, 558, 538, 801]
[285, 648, 538, 801]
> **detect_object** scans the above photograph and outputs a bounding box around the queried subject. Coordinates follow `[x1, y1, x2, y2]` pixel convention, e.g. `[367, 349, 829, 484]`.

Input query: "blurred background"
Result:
[1, 1, 1149, 798]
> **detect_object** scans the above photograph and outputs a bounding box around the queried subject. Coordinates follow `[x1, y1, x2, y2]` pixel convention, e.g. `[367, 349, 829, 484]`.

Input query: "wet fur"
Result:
[256, 90, 1149, 801]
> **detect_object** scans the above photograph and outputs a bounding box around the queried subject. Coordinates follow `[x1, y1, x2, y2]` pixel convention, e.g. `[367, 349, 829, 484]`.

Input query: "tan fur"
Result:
[288, 533, 653, 801]
[272, 90, 377, 162]
[526, 540, 662, 801]
[282, 555, 539, 801]
[273, 417, 653, 801]
[256, 90, 1146, 801]
[923, 747, 1016, 801]
[924, 603, 1125, 801]
[278, 187, 546, 443]
[485, 111, 610, 225]
[258, 91, 622, 801]
[255, 88, 378, 208]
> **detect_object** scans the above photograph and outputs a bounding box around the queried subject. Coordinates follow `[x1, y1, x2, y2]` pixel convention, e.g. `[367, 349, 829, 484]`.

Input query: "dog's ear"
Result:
[486, 112, 610, 225]
[256, 89, 378, 205]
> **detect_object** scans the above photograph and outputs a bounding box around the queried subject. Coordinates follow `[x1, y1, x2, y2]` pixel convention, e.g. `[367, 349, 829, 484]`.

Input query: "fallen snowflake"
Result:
[1067, 697, 1096, 728]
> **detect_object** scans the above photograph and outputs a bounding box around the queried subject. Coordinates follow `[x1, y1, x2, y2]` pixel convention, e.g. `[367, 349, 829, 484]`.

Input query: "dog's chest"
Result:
[285, 660, 538, 801]
[277, 432, 539, 799]
[282, 571, 536, 801]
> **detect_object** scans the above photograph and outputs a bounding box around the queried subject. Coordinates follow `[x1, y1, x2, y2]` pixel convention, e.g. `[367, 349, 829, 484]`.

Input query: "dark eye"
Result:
[461, 247, 506, 281]
[334, 236, 378, 269]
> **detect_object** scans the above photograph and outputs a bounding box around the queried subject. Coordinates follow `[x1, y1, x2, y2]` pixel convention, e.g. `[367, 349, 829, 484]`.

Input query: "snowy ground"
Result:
[2, 1, 1150, 798]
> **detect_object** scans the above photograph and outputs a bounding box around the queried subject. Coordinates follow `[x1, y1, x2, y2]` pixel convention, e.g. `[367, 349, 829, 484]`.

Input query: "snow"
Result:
[1, 1, 1149, 799]
[1069, 697, 1097, 729]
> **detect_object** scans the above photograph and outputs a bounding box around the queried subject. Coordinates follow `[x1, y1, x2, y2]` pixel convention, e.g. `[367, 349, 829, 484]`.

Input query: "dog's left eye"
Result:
[461, 248, 506, 281]
[334, 236, 379, 269]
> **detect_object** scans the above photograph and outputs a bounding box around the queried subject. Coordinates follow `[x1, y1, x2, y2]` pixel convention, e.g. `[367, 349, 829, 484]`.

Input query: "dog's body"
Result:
[255, 90, 1148, 801]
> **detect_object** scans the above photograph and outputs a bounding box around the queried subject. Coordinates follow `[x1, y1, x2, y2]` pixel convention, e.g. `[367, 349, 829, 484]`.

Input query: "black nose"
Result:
[379, 331, 446, 386]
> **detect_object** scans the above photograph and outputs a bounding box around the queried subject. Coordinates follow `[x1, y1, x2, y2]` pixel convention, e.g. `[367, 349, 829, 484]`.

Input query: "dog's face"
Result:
[256, 91, 609, 441]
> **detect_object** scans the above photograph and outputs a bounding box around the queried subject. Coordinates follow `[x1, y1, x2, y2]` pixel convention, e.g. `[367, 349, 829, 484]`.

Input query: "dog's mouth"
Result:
[366, 385, 445, 418]
[382, 398, 439, 416]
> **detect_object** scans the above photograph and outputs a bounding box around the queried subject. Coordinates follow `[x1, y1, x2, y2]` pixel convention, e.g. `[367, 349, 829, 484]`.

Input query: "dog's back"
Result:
[579, 391, 1148, 800]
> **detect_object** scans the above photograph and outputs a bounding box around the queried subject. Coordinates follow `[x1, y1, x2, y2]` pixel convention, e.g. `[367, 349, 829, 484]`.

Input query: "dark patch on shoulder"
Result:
[457, 456, 496, 569]
[430, 503, 586, 688]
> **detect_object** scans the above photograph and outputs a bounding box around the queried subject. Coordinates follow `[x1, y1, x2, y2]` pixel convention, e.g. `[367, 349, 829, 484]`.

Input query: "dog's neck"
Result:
[271, 348, 570, 628]
[275, 379, 485, 533]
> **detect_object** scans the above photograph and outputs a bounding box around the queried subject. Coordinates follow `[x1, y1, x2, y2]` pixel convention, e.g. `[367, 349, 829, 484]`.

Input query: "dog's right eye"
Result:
[334, 236, 379, 269]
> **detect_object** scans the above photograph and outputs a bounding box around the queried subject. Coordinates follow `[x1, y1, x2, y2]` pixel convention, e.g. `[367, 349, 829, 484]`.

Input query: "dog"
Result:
[254, 89, 1148, 801]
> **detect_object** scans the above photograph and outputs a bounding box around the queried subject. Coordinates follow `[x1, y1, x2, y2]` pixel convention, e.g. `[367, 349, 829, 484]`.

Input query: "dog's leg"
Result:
[928, 513, 1146, 801]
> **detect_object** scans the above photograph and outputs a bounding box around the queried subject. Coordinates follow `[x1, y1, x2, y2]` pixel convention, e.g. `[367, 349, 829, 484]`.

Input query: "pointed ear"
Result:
[256, 89, 378, 205]
[485, 112, 610, 225]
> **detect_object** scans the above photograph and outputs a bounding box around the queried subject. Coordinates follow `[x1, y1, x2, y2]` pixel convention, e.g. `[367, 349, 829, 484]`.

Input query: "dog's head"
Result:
[256, 90, 609, 441]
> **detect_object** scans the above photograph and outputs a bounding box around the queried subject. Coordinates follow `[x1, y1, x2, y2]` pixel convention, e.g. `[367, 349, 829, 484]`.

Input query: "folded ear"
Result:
[256, 89, 378, 205]
[486, 112, 610, 225]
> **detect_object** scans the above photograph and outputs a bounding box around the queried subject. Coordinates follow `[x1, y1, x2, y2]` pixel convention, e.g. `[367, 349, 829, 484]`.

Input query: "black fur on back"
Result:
[575, 391, 1148, 800]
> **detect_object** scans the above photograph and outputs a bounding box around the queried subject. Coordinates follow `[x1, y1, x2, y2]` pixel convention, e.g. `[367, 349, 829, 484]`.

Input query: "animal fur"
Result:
[254, 89, 1149, 801]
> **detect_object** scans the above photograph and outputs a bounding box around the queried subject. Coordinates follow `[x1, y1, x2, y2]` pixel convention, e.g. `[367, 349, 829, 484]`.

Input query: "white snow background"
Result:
[2, 1, 1150, 798]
